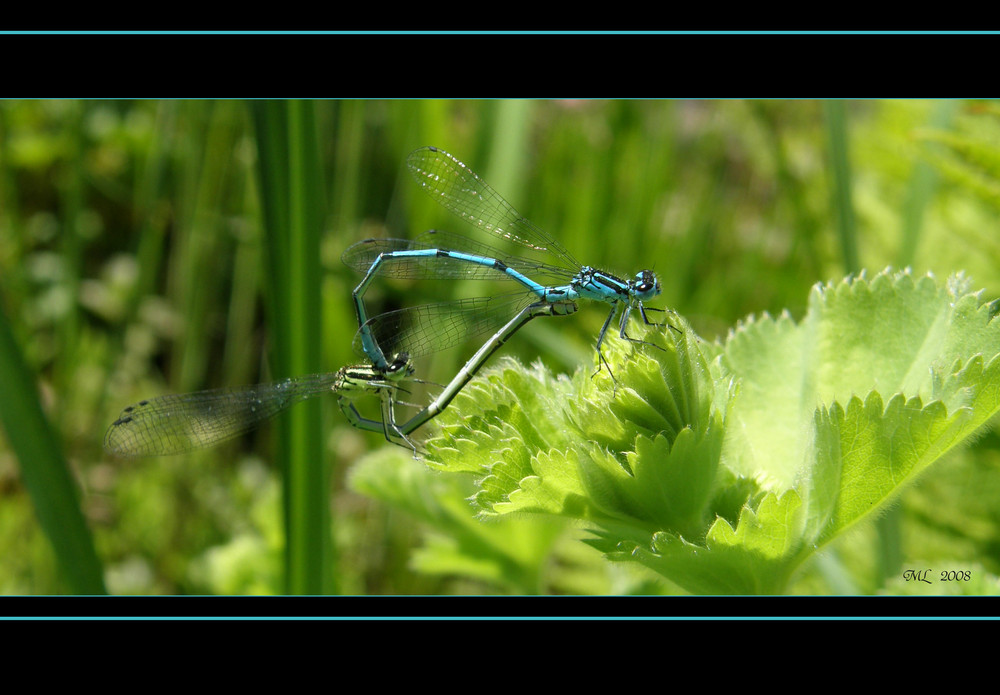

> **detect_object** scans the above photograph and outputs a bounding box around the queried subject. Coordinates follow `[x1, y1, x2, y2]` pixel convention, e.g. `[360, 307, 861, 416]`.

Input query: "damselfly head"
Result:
[387, 353, 416, 378]
[631, 270, 661, 300]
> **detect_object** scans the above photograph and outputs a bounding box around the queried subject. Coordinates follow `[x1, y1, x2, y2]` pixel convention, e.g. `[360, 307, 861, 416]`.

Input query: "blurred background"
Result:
[1, 99, 999, 596]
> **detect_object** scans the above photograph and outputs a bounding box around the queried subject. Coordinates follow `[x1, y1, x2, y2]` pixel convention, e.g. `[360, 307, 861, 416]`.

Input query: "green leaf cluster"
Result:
[349, 447, 618, 595]
[422, 269, 1000, 594]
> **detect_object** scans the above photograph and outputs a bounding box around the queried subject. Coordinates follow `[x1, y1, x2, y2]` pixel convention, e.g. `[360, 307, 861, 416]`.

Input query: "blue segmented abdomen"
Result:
[342, 230, 577, 287]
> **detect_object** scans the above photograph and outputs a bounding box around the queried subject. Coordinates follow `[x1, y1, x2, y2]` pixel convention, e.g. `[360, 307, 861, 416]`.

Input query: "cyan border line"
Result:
[1, 30, 999, 35]
[2, 616, 999, 620]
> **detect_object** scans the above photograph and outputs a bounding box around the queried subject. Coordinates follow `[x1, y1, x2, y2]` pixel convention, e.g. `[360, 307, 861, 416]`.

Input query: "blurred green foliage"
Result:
[0, 99, 998, 595]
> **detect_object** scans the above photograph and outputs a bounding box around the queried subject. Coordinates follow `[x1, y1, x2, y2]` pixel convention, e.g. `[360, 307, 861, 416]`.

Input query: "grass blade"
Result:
[824, 100, 859, 275]
[0, 300, 106, 594]
[897, 99, 960, 268]
[251, 100, 328, 594]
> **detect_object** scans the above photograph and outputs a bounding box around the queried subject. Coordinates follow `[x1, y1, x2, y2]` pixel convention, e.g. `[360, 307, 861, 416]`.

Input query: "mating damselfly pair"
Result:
[104, 146, 671, 458]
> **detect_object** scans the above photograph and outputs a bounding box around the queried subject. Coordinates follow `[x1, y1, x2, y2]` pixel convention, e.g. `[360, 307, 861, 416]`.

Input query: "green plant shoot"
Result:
[420, 268, 1000, 595]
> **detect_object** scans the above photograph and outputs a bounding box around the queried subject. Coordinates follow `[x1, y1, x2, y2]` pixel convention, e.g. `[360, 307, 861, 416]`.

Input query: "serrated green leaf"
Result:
[589, 490, 804, 595]
[719, 269, 1000, 492]
[419, 269, 1000, 594]
[810, 392, 974, 545]
[493, 448, 593, 518]
[575, 425, 723, 542]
